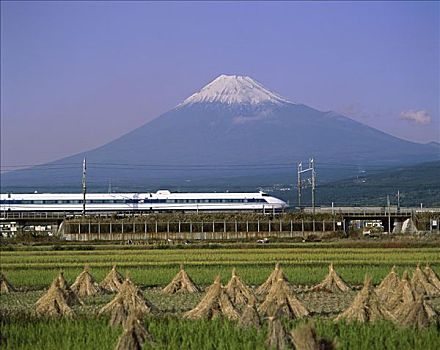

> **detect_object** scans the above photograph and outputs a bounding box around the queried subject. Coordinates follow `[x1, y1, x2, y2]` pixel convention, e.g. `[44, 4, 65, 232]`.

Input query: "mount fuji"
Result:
[2, 74, 439, 192]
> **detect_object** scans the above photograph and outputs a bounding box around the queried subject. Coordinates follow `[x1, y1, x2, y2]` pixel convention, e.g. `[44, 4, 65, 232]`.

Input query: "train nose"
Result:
[270, 197, 288, 208]
[279, 200, 288, 208]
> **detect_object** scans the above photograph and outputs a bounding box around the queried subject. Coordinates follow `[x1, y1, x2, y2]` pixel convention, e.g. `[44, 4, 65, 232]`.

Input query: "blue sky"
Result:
[1, 1, 439, 168]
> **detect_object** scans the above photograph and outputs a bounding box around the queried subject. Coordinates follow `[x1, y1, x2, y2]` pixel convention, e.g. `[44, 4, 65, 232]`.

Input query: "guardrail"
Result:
[0, 212, 68, 220]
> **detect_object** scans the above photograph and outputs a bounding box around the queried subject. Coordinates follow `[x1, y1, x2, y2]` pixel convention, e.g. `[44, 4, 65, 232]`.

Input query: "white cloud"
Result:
[400, 110, 432, 125]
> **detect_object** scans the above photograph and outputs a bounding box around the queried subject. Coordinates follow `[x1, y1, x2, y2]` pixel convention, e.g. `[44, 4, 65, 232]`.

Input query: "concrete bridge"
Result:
[1, 207, 439, 237]
[302, 206, 440, 234]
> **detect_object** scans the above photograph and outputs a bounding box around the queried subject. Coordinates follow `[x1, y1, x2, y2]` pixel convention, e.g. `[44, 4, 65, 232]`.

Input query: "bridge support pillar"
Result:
[393, 219, 403, 234]
[343, 219, 349, 237]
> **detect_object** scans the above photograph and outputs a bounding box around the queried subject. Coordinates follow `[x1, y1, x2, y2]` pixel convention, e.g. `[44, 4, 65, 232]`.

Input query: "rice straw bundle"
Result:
[36, 273, 78, 317]
[259, 277, 309, 319]
[335, 275, 396, 323]
[100, 277, 157, 326]
[411, 265, 440, 297]
[114, 314, 153, 350]
[266, 313, 292, 350]
[257, 263, 289, 296]
[394, 295, 438, 328]
[100, 265, 124, 293]
[423, 264, 440, 291]
[70, 265, 102, 298]
[225, 268, 255, 305]
[385, 270, 418, 312]
[0, 272, 15, 294]
[39, 271, 82, 307]
[183, 276, 240, 321]
[375, 266, 400, 300]
[291, 322, 336, 350]
[238, 297, 261, 329]
[163, 264, 200, 294]
[310, 264, 351, 293]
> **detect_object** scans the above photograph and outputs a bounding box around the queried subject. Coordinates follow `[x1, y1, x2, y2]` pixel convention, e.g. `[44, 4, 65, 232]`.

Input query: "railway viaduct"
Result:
[1, 207, 439, 238]
[302, 206, 440, 234]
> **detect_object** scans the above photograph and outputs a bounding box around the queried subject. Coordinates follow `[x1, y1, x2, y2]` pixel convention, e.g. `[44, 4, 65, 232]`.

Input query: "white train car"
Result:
[0, 190, 287, 213]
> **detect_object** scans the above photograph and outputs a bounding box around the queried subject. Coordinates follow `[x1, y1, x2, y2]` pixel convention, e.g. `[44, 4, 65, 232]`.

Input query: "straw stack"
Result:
[0, 272, 15, 294]
[423, 264, 440, 291]
[70, 265, 102, 298]
[238, 297, 261, 329]
[225, 268, 255, 305]
[291, 322, 336, 350]
[335, 275, 396, 323]
[257, 263, 286, 296]
[375, 266, 401, 303]
[100, 277, 158, 327]
[266, 313, 292, 350]
[309, 264, 351, 293]
[183, 276, 240, 321]
[259, 276, 309, 319]
[386, 270, 417, 311]
[394, 295, 438, 328]
[411, 265, 440, 297]
[36, 273, 80, 317]
[163, 264, 200, 294]
[114, 314, 153, 350]
[100, 265, 124, 293]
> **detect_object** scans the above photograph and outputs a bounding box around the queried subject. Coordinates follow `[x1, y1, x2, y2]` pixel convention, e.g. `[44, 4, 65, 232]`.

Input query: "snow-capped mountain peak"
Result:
[180, 74, 292, 106]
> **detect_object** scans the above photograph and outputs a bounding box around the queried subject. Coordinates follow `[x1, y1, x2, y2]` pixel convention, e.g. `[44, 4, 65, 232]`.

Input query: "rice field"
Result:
[2, 246, 440, 288]
[2, 316, 440, 350]
[1, 243, 440, 349]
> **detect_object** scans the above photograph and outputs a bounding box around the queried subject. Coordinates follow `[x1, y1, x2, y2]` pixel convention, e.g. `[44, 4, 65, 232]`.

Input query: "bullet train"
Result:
[0, 190, 287, 213]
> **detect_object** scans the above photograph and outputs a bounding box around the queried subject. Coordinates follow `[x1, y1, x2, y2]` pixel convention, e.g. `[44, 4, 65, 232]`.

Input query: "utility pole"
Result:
[82, 157, 87, 217]
[387, 194, 391, 234]
[297, 162, 302, 209]
[397, 190, 400, 213]
[310, 158, 316, 216]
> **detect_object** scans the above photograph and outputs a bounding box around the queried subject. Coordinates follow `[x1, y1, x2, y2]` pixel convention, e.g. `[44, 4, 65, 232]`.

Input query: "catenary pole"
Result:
[82, 158, 87, 217]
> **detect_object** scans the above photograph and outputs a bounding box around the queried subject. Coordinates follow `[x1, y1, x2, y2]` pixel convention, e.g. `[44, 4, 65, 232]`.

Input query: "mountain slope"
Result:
[2, 75, 438, 192]
[316, 161, 440, 206]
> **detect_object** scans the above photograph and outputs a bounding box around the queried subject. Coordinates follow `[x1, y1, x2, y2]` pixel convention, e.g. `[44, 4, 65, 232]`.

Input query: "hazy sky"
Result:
[1, 1, 439, 169]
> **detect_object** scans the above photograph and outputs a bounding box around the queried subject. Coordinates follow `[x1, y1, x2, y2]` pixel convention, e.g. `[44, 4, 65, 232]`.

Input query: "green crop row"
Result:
[2, 247, 439, 264]
[1, 315, 439, 350]
[1, 247, 439, 289]
[3, 263, 439, 290]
